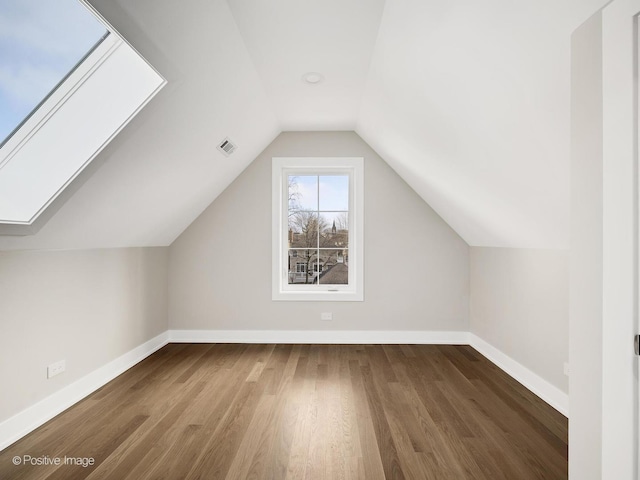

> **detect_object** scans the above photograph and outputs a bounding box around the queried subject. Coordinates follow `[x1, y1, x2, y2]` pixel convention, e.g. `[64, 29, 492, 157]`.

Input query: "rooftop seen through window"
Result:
[0, 0, 107, 146]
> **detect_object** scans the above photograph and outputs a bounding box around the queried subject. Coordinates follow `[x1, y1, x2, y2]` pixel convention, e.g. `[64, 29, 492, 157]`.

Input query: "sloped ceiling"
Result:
[0, 0, 609, 250]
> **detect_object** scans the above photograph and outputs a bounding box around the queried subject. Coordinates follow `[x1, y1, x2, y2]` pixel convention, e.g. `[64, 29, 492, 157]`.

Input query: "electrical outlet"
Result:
[47, 360, 66, 379]
[321, 312, 333, 321]
[563, 362, 570, 376]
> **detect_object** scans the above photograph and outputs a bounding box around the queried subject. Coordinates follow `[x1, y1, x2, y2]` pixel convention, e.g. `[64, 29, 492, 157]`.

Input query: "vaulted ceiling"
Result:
[0, 0, 609, 250]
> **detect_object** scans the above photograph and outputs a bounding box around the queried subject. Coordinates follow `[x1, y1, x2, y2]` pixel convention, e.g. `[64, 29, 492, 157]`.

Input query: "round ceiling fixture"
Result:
[302, 72, 324, 85]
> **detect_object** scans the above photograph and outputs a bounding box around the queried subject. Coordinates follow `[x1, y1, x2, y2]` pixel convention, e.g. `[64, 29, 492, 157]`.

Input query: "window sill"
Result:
[272, 289, 363, 302]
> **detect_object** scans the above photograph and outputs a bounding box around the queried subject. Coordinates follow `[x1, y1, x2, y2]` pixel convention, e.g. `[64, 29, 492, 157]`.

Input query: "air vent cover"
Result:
[217, 137, 237, 156]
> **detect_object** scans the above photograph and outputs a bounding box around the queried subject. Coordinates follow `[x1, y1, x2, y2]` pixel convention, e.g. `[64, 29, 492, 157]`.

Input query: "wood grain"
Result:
[0, 344, 568, 479]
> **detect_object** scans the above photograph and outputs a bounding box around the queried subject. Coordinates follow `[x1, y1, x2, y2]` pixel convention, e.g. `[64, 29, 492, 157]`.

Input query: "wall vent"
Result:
[217, 137, 237, 156]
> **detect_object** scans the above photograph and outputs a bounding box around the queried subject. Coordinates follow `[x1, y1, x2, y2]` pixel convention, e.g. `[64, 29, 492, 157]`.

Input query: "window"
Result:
[272, 157, 364, 301]
[0, 0, 107, 146]
[0, 2, 166, 234]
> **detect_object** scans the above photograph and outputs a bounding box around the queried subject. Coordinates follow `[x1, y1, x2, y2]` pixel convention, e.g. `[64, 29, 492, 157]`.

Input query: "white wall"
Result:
[0, 247, 168, 424]
[470, 247, 569, 394]
[168, 131, 470, 332]
[570, 12, 604, 480]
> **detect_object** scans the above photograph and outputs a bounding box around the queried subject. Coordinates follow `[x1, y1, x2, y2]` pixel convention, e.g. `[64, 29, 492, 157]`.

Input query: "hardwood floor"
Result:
[0, 344, 568, 479]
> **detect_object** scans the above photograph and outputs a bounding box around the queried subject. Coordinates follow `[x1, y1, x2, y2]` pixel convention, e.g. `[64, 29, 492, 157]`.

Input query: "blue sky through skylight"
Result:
[0, 0, 107, 144]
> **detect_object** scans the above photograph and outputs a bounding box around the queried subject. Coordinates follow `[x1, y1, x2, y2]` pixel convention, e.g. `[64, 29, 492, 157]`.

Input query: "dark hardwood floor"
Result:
[0, 344, 568, 479]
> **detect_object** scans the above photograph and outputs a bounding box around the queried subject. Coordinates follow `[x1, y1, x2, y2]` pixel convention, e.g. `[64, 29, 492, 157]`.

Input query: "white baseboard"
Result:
[469, 333, 569, 416]
[0, 329, 568, 452]
[0, 331, 169, 452]
[168, 329, 471, 345]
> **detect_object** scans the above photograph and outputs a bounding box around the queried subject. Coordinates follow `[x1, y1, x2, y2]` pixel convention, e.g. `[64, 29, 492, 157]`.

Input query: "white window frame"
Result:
[272, 157, 364, 301]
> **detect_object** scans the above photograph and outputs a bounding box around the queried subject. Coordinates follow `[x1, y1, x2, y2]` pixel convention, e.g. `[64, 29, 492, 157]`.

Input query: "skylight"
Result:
[0, 0, 107, 145]
[0, 0, 166, 235]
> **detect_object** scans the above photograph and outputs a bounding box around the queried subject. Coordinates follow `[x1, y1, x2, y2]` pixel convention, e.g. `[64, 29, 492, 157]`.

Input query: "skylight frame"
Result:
[0, 2, 167, 235]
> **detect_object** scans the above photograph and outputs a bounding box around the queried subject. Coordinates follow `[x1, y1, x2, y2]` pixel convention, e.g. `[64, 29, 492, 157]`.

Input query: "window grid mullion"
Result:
[316, 175, 320, 288]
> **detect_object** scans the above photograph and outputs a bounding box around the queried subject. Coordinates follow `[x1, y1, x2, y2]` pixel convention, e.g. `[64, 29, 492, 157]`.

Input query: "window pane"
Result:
[288, 211, 319, 248]
[288, 249, 319, 284]
[320, 212, 348, 248]
[319, 175, 348, 211]
[318, 249, 349, 285]
[288, 175, 317, 211]
[0, 0, 107, 144]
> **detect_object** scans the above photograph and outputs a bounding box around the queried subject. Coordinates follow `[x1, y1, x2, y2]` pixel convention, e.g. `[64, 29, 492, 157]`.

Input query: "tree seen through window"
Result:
[287, 175, 349, 285]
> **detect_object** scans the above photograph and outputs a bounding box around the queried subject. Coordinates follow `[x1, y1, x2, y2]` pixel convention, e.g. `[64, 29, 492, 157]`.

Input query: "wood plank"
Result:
[0, 344, 568, 480]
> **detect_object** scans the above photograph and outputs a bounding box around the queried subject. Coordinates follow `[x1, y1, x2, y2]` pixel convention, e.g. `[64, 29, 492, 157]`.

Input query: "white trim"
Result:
[169, 329, 469, 344]
[0, 332, 169, 451]
[469, 333, 569, 416]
